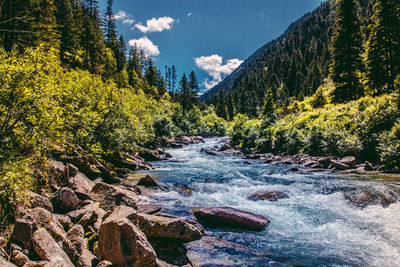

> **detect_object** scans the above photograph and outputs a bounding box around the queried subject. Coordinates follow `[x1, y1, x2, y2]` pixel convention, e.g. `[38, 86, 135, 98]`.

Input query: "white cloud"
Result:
[195, 55, 243, 90]
[115, 11, 135, 25]
[135, 17, 175, 33]
[128, 37, 160, 56]
[187, 12, 192, 17]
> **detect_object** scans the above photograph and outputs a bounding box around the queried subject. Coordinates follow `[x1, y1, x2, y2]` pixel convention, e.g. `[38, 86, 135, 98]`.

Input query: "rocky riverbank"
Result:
[205, 139, 395, 175]
[0, 136, 273, 267]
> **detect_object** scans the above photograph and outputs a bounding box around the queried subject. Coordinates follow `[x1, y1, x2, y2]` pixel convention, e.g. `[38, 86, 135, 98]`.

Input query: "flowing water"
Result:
[138, 138, 400, 266]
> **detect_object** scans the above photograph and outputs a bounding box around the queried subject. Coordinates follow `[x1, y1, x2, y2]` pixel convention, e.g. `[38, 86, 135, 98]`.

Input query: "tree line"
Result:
[0, 0, 202, 109]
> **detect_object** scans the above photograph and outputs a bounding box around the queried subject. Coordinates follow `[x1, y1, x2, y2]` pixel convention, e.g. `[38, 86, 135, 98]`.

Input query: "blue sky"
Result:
[99, 0, 324, 92]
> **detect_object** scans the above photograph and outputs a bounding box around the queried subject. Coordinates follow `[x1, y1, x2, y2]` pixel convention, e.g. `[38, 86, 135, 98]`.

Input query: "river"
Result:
[138, 138, 400, 266]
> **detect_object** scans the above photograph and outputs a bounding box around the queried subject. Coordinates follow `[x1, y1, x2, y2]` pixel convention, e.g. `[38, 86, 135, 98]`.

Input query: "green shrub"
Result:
[378, 121, 400, 168]
[0, 160, 32, 220]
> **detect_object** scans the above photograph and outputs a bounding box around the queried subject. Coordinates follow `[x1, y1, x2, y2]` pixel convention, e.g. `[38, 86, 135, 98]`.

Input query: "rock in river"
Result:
[247, 191, 289, 202]
[192, 207, 270, 231]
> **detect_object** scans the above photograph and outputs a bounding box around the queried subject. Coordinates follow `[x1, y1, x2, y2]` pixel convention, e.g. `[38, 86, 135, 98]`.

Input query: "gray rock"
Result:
[192, 207, 270, 232]
[137, 175, 161, 188]
[52, 214, 73, 232]
[331, 160, 350, 170]
[96, 261, 113, 267]
[51, 188, 80, 213]
[67, 202, 106, 232]
[90, 182, 138, 211]
[69, 172, 95, 197]
[11, 250, 30, 266]
[11, 219, 33, 248]
[97, 206, 157, 266]
[31, 228, 74, 267]
[247, 191, 289, 202]
[136, 203, 162, 215]
[67, 225, 97, 267]
[130, 213, 203, 242]
[340, 156, 357, 167]
[28, 192, 53, 213]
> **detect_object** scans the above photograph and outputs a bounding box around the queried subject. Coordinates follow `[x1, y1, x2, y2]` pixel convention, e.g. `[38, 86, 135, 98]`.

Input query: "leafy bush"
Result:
[378, 121, 400, 168]
[0, 159, 32, 220]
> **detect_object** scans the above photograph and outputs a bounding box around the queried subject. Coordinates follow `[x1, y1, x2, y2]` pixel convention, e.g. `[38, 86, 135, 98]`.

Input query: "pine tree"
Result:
[1, 0, 59, 51]
[179, 74, 191, 114]
[227, 91, 236, 121]
[54, 0, 81, 66]
[157, 70, 167, 96]
[366, 0, 400, 94]
[331, 0, 364, 103]
[216, 88, 228, 120]
[104, 0, 118, 52]
[189, 71, 199, 106]
[171, 65, 177, 93]
[82, 5, 106, 74]
[262, 87, 276, 122]
[116, 35, 127, 72]
[145, 59, 158, 88]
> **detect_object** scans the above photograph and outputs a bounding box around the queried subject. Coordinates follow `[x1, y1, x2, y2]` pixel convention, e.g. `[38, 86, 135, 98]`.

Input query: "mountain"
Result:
[201, 0, 371, 116]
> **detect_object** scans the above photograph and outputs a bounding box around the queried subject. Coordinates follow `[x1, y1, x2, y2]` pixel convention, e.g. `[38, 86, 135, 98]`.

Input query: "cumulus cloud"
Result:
[135, 17, 175, 33]
[187, 12, 192, 17]
[195, 55, 243, 90]
[128, 37, 160, 56]
[115, 11, 135, 25]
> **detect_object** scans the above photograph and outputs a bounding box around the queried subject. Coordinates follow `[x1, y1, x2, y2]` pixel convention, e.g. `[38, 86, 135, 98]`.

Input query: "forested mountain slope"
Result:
[202, 0, 371, 116]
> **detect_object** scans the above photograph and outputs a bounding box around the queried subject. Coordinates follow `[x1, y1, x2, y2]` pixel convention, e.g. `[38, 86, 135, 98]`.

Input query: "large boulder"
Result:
[51, 188, 80, 213]
[11, 250, 30, 266]
[48, 160, 67, 186]
[11, 219, 34, 249]
[90, 182, 139, 211]
[130, 213, 203, 242]
[28, 192, 53, 213]
[192, 207, 270, 231]
[136, 203, 162, 215]
[340, 156, 357, 167]
[32, 228, 74, 267]
[97, 206, 157, 266]
[67, 225, 97, 267]
[137, 175, 161, 188]
[330, 160, 350, 170]
[25, 208, 79, 264]
[67, 201, 106, 232]
[69, 172, 95, 198]
[247, 191, 289, 202]
[139, 149, 163, 161]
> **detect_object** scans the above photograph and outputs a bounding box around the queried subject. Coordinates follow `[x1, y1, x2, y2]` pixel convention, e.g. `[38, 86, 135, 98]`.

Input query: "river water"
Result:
[141, 138, 400, 266]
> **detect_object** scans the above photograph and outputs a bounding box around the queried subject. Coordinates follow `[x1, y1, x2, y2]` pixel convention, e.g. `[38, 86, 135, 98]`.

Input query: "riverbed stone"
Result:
[90, 182, 139, 211]
[28, 192, 53, 213]
[51, 188, 80, 213]
[11, 219, 33, 248]
[248, 191, 289, 202]
[137, 175, 161, 188]
[69, 172, 95, 197]
[330, 160, 350, 170]
[32, 228, 74, 267]
[67, 225, 97, 267]
[130, 213, 203, 242]
[340, 156, 357, 167]
[11, 249, 30, 266]
[192, 207, 270, 231]
[97, 206, 157, 266]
